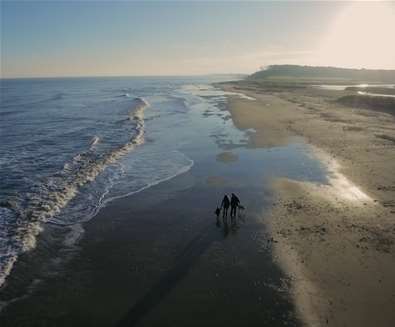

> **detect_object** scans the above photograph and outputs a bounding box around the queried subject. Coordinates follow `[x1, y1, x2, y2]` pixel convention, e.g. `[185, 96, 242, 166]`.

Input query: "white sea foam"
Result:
[63, 223, 84, 247]
[89, 136, 100, 149]
[0, 254, 17, 293]
[180, 84, 256, 101]
[0, 98, 149, 288]
[102, 151, 194, 205]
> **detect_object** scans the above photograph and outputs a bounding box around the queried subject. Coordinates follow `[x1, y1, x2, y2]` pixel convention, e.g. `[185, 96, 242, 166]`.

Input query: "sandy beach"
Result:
[0, 152, 299, 327]
[222, 81, 395, 326]
[3, 1, 395, 326]
[0, 81, 304, 327]
[1, 78, 394, 327]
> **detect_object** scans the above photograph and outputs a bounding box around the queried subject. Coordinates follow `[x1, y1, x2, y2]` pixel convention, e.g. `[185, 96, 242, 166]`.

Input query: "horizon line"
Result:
[0, 72, 248, 80]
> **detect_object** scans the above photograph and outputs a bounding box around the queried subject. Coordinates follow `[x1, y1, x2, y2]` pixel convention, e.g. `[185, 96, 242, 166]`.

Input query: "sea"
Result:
[0, 75, 251, 289]
[0, 75, 331, 304]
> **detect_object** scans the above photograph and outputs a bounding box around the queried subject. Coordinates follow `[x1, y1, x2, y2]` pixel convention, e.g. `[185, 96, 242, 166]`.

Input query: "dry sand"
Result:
[222, 83, 395, 327]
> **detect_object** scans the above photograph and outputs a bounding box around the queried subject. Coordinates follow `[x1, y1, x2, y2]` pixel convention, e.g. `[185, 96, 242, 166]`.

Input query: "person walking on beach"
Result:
[230, 193, 240, 218]
[221, 194, 230, 219]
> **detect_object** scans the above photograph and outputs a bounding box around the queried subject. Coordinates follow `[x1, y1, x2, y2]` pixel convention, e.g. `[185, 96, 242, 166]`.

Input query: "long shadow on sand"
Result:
[115, 214, 299, 327]
[116, 223, 217, 327]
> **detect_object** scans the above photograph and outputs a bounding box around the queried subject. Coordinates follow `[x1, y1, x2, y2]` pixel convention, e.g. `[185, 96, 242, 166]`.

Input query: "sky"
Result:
[1, 1, 394, 78]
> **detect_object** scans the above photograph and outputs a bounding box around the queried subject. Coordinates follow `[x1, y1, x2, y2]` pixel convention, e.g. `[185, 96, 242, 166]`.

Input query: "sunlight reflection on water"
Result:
[312, 147, 373, 204]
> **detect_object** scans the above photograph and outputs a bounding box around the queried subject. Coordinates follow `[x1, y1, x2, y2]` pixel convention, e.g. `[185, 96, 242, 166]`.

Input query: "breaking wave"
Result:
[89, 136, 100, 149]
[0, 98, 149, 288]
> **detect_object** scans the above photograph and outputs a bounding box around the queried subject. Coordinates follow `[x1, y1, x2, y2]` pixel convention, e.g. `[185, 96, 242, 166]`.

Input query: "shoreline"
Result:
[1, 78, 394, 326]
[222, 81, 395, 326]
[0, 161, 300, 326]
[0, 84, 302, 326]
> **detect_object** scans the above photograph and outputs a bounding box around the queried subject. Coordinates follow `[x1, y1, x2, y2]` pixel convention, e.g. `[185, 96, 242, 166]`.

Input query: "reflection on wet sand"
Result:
[312, 147, 373, 204]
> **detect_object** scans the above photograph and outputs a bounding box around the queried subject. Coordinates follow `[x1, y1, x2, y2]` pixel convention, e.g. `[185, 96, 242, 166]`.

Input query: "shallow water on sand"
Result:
[314, 83, 395, 97]
[1, 77, 330, 325]
[0, 76, 242, 288]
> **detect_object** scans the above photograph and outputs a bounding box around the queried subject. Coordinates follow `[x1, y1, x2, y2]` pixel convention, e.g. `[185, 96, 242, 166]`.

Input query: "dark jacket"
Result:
[221, 196, 230, 208]
[231, 194, 240, 207]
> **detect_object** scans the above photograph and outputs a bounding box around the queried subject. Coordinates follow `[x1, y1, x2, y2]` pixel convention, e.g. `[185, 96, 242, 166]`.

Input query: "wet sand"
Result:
[1, 80, 394, 327]
[0, 98, 301, 325]
[222, 82, 395, 326]
[0, 171, 300, 327]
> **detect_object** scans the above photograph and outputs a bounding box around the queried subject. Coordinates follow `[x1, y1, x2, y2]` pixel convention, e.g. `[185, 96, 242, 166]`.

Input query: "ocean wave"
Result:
[117, 93, 131, 98]
[51, 92, 66, 101]
[128, 97, 149, 119]
[103, 151, 194, 205]
[49, 150, 194, 227]
[0, 98, 149, 289]
[1, 92, 67, 109]
[89, 136, 100, 149]
[0, 207, 18, 289]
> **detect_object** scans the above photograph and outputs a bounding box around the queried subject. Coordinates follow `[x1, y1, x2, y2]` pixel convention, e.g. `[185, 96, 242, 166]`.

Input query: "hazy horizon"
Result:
[1, 1, 395, 78]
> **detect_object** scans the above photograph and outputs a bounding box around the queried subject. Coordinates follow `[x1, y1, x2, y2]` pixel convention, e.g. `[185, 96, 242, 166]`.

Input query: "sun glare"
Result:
[315, 2, 395, 69]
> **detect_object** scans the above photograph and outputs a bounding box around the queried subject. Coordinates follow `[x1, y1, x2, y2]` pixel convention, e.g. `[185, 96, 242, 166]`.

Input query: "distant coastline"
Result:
[249, 65, 395, 84]
[220, 73, 395, 326]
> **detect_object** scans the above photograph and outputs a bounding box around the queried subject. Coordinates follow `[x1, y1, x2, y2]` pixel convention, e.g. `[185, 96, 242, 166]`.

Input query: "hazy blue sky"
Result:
[1, 1, 394, 78]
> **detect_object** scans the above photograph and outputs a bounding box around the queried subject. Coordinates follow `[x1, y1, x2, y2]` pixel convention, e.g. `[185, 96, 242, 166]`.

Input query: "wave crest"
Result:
[0, 98, 149, 288]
